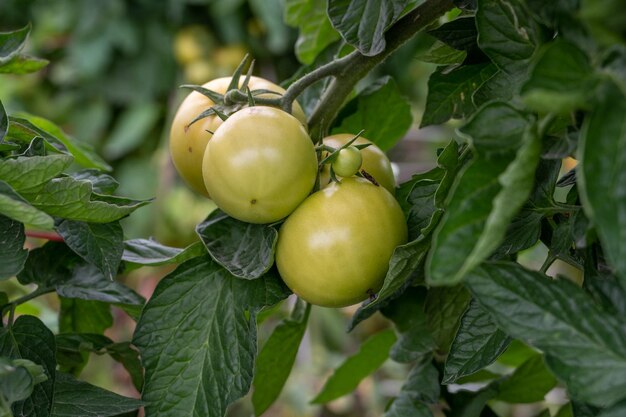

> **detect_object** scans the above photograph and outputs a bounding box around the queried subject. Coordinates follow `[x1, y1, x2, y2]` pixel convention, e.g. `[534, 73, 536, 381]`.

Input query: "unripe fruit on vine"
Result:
[202, 106, 317, 224]
[331, 146, 362, 177]
[169, 76, 307, 197]
[320, 134, 396, 194]
[276, 177, 408, 307]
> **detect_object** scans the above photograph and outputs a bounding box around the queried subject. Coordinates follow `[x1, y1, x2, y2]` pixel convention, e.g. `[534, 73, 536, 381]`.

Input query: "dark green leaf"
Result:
[57, 220, 124, 280]
[598, 400, 626, 417]
[427, 102, 538, 284]
[476, 0, 540, 74]
[495, 355, 557, 403]
[134, 256, 289, 417]
[0, 154, 73, 194]
[522, 41, 595, 114]
[385, 399, 433, 417]
[429, 16, 478, 52]
[0, 358, 41, 407]
[68, 170, 119, 195]
[443, 300, 511, 384]
[312, 329, 396, 404]
[51, 372, 141, 417]
[0, 101, 7, 143]
[196, 210, 278, 280]
[327, 0, 408, 56]
[0, 180, 54, 229]
[333, 76, 413, 151]
[421, 63, 497, 127]
[447, 384, 499, 417]
[22, 177, 150, 223]
[578, 83, 626, 285]
[0, 215, 27, 280]
[284, 0, 341, 64]
[122, 239, 205, 267]
[59, 298, 113, 334]
[583, 254, 626, 317]
[0, 24, 30, 63]
[418, 40, 467, 65]
[385, 357, 439, 416]
[492, 210, 543, 258]
[425, 285, 471, 353]
[252, 301, 310, 415]
[467, 261, 626, 407]
[0, 316, 56, 417]
[0, 54, 48, 74]
[8, 116, 111, 171]
[405, 179, 439, 241]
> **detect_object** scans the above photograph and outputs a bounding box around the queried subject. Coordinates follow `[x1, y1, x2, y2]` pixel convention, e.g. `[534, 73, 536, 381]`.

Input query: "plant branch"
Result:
[1, 286, 55, 319]
[25, 230, 64, 242]
[307, 0, 456, 138]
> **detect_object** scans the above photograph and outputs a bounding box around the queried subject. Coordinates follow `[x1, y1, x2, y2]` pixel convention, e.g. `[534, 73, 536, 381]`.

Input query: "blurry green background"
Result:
[0, 1, 574, 416]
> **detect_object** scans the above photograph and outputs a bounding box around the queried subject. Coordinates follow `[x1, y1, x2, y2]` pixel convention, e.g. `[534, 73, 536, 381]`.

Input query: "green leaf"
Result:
[405, 178, 439, 241]
[427, 102, 537, 284]
[522, 41, 595, 114]
[417, 40, 467, 65]
[385, 357, 439, 417]
[0, 315, 56, 417]
[312, 329, 397, 404]
[122, 239, 205, 267]
[22, 177, 150, 223]
[0, 24, 30, 63]
[196, 210, 278, 280]
[68, 170, 119, 195]
[252, 301, 310, 416]
[59, 299, 112, 334]
[466, 261, 626, 407]
[0, 54, 49, 74]
[476, 0, 540, 74]
[50, 372, 142, 417]
[57, 220, 124, 280]
[133, 256, 290, 417]
[333, 76, 412, 151]
[0, 154, 73, 193]
[598, 400, 626, 417]
[0, 101, 8, 143]
[327, 0, 409, 56]
[0, 215, 28, 280]
[0, 357, 47, 411]
[428, 16, 479, 53]
[284, 0, 341, 64]
[495, 355, 557, 403]
[0, 180, 54, 229]
[421, 63, 497, 127]
[425, 285, 471, 353]
[8, 116, 111, 171]
[578, 84, 626, 285]
[443, 300, 511, 384]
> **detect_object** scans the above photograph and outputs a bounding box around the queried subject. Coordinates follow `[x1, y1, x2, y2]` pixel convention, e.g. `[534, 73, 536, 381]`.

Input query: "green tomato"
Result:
[320, 134, 396, 194]
[202, 106, 317, 224]
[331, 146, 362, 178]
[276, 177, 408, 307]
[169, 76, 307, 197]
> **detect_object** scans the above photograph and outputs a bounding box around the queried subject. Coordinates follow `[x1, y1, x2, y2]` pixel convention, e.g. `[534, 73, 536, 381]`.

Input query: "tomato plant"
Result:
[276, 177, 407, 307]
[202, 106, 317, 223]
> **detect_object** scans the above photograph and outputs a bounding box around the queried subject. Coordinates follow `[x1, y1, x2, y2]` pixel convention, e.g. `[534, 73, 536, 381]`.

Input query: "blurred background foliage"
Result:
[0, 1, 563, 416]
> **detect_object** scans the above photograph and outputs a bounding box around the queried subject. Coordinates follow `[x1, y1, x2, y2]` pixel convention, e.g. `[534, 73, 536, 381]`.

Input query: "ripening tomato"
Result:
[202, 106, 317, 224]
[169, 76, 307, 197]
[276, 177, 408, 307]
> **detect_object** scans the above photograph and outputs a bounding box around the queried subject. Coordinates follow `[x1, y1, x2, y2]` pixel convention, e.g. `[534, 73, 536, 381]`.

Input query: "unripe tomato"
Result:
[332, 146, 362, 177]
[169, 76, 307, 197]
[276, 177, 408, 307]
[203, 106, 317, 224]
[320, 134, 396, 194]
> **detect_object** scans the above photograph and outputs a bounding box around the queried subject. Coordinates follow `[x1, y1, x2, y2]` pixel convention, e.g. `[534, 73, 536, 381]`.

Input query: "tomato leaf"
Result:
[0, 180, 54, 230]
[0, 24, 30, 64]
[467, 261, 626, 407]
[196, 209, 278, 280]
[0, 215, 27, 280]
[0, 54, 48, 75]
[0, 315, 56, 417]
[428, 16, 480, 54]
[443, 300, 511, 384]
[495, 355, 557, 403]
[122, 239, 205, 267]
[578, 83, 626, 286]
[417, 40, 467, 65]
[425, 285, 471, 354]
[284, 0, 341, 64]
[384, 357, 439, 417]
[333, 76, 412, 151]
[59, 299, 113, 334]
[134, 256, 290, 417]
[0, 101, 8, 143]
[327, 0, 409, 56]
[0, 154, 73, 194]
[311, 329, 397, 404]
[50, 372, 142, 417]
[598, 400, 626, 417]
[252, 300, 310, 415]
[57, 220, 124, 280]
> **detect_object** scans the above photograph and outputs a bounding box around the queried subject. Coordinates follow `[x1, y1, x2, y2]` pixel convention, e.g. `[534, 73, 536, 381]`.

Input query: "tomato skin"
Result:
[332, 146, 362, 177]
[203, 106, 317, 224]
[276, 177, 408, 307]
[320, 134, 396, 195]
[169, 76, 307, 197]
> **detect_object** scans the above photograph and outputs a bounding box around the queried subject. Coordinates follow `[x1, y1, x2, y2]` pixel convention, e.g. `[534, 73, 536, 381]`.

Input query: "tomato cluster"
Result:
[169, 76, 407, 307]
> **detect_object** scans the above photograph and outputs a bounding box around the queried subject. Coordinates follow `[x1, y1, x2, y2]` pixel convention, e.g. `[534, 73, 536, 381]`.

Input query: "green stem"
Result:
[1, 286, 55, 319]
[307, 0, 456, 138]
[540, 253, 557, 274]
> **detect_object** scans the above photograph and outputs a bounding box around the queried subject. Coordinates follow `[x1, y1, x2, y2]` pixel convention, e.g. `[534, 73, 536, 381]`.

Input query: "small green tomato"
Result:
[331, 146, 362, 178]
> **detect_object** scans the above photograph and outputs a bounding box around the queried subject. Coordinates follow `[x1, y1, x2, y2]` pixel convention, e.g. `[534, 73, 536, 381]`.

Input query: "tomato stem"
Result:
[25, 230, 64, 242]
